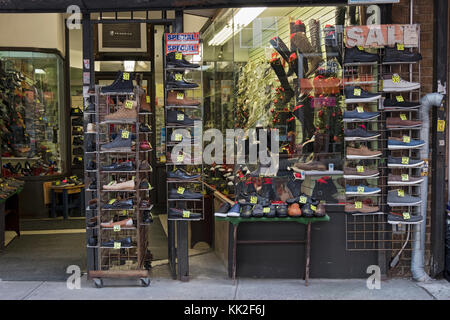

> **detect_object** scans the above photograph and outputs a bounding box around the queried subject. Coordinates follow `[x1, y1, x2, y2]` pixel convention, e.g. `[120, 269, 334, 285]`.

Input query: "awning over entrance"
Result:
[0, 0, 347, 13]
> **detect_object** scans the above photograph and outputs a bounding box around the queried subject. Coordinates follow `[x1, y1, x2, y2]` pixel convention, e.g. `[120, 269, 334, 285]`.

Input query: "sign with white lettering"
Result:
[345, 24, 419, 48]
[166, 33, 200, 55]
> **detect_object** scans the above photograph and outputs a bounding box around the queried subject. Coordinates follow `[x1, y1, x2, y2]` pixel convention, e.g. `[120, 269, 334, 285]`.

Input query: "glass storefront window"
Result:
[0, 51, 65, 176]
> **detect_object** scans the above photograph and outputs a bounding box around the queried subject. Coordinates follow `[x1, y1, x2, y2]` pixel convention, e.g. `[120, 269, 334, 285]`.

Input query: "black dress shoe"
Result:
[89, 179, 97, 190]
[166, 52, 200, 69]
[252, 204, 264, 217]
[166, 109, 195, 126]
[101, 161, 134, 172]
[168, 208, 201, 220]
[169, 188, 203, 199]
[87, 161, 96, 170]
[383, 44, 422, 63]
[88, 237, 97, 246]
[275, 204, 288, 217]
[166, 72, 198, 89]
[167, 169, 200, 180]
[344, 47, 379, 64]
[101, 237, 132, 248]
[143, 211, 153, 224]
[240, 204, 253, 218]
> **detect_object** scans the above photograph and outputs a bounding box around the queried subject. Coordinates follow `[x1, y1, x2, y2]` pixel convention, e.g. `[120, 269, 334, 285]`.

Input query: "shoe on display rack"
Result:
[312, 177, 338, 203]
[101, 71, 134, 94]
[388, 174, 424, 186]
[168, 208, 201, 220]
[344, 86, 381, 103]
[386, 117, 422, 128]
[168, 188, 203, 199]
[387, 190, 422, 206]
[166, 90, 201, 106]
[166, 52, 200, 69]
[382, 73, 420, 92]
[345, 202, 380, 214]
[383, 98, 421, 110]
[387, 156, 424, 168]
[343, 46, 379, 64]
[344, 126, 381, 141]
[166, 72, 198, 89]
[104, 100, 137, 122]
[345, 184, 381, 195]
[100, 131, 132, 152]
[214, 202, 231, 217]
[103, 179, 135, 191]
[167, 168, 200, 180]
[166, 109, 195, 126]
[252, 204, 264, 217]
[343, 166, 380, 179]
[346, 146, 382, 159]
[101, 160, 134, 172]
[227, 203, 241, 217]
[387, 212, 423, 225]
[388, 136, 425, 149]
[101, 237, 133, 248]
[288, 203, 302, 217]
[343, 109, 380, 122]
[240, 204, 253, 218]
[383, 44, 422, 63]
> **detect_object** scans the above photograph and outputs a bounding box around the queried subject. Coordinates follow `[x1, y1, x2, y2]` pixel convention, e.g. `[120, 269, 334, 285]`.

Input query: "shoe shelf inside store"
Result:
[163, 45, 205, 222]
[342, 31, 424, 251]
[84, 78, 153, 288]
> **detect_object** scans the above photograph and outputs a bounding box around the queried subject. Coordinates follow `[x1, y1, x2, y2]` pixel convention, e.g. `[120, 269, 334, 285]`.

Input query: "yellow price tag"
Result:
[176, 92, 184, 100]
[310, 205, 317, 211]
[353, 88, 361, 96]
[176, 155, 184, 162]
[146, 96, 150, 103]
[400, 114, 407, 121]
[121, 130, 130, 139]
[392, 75, 400, 83]
[357, 186, 365, 194]
[74, 109, 79, 113]
[55, 181, 60, 186]
[403, 136, 411, 143]
[124, 100, 133, 109]
[437, 120, 445, 132]
[123, 72, 130, 80]
[122, 210, 129, 215]
[299, 196, 307, 204]
[177, 113, 185, 121]
[396, 96, 404, 102]
[356, 106, 364, 113]
[175, 53, 182, 60]
[397, 190, 405, 197]
[77, 127, 82, 132]
[113, 242, 121, 249]
[175, 73, 183, 81]
[250, 196, 258, 204]
[401, 174, 409, 181]
[177, 187, 185, 194]
[113, 225, 121, 232]
[356, 166, 364, 173]
[78, 157, 82, 161]
[355, 202, 362, 209]
[402, 212, 410, 220]
[182, 210, 190, 218]
[174, 134, 182, 141]
[263, 207, 270, 213]
[397, 43, 404, 51]
[160, 155, 166, 163]
[401, 157, 410, 164]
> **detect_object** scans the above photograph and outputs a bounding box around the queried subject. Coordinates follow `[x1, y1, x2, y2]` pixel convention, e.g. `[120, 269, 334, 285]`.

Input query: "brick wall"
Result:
[390, 0, 434, 277]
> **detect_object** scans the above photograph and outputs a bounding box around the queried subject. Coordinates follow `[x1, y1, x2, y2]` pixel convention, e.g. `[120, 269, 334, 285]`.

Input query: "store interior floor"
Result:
[0, 212, 212, 281]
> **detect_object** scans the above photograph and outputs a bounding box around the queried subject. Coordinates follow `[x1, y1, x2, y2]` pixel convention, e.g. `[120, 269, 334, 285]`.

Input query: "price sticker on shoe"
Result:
[401, 174, 409, 181]
[400, 113, 407, 121]
[177, 187, 185, 195]
[250, 196, 258, 204]
[121, 130, 130, 139]
[114, 242, 121, 249]
[356, 166, 364, 173]
[397, 190, 405, 197]
[357, 46, 364, 51]
[353, 88, 361, 96]
[124, 100, 134, 109]
[175, 53, 183, 60]
[392, 74, 400, 83]
[177, 113, 185, 121]
[176, 92, 184, 100]
[109, 199, 116, 205]
[310, 205, 317, 212]
[263, 207, 270, 213]
[396, 96, 404, 102]
[403, 135, 411, 143]
[397, 43, 405, 51]
[176, 154, 184, 162]
[299, 196, 307, 204]
[146, 96, 150, 103]
[402, 157, 410, 164]
[402, 212, 410, 220]
[113, 225, 121, 232]
[175, 73, 183, 81]
[123, 72, 130, 80]
[182, 210, 190, 218]
[355, 201, 362, 209]
[357, 186, 365, 194]
[356, 106, 364, 113]
[174, 133, 183, 141]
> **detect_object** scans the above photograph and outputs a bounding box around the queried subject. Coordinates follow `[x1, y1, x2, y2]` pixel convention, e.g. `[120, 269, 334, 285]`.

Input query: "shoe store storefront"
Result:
[0, 0, 449, 285]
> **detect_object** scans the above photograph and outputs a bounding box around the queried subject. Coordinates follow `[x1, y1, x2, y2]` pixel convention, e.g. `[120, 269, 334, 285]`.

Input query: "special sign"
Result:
[345, 24, 419, 48]
[166, 32, 200, 55]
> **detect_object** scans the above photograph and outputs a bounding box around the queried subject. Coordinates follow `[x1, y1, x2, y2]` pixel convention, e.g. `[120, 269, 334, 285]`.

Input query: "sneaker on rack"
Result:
[344, 46, 379, 64]
[383, 45, 422, 63]
[344, 86, 381, 103]
[383, 73, 420, 92]
[388, 212, 423, 224]
[387, 190, 422, 206]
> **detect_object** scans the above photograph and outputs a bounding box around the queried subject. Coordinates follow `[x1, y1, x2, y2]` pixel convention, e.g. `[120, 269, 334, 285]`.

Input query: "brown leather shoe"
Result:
[293, 160, 327, 171]
[288, 203, 302, 217]
[139, 92, 151, 112]
[104, 100, 137, 121]
[386, 117, 422, 128]
[346, 146, 382, 159]
[345, 202, 380, 214]
[343, 166, 380, 178]
[167, 91, 200, 106]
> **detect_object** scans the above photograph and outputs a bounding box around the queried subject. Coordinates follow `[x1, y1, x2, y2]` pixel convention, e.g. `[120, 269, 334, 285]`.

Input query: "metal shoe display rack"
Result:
[342, 55, 389, 250]
[71, 108, 84, 169]
[85, 84, 152, 288]
[380, 39, 423, 229]
[163, 50, 204, 223]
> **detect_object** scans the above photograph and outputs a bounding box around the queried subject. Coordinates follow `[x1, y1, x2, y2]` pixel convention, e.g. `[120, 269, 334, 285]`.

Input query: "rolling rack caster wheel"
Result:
[140, 277, 150, 287]
[93, 278, 103, 288]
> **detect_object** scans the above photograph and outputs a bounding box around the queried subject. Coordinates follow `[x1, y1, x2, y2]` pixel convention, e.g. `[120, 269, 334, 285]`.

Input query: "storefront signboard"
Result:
[345, 24, 419, 48]
[166, 33, 200, 55]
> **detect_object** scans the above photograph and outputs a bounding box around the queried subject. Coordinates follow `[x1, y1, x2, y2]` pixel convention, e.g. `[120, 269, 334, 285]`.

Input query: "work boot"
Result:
[101, 71, 134, 94]
[312, 176, 338, 203]
[166, 72, 198, 89]
[166, 52, 200, 69]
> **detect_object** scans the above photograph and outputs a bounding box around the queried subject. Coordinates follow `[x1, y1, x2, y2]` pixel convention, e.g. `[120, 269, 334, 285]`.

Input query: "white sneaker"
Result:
[383, 74, 420, 92]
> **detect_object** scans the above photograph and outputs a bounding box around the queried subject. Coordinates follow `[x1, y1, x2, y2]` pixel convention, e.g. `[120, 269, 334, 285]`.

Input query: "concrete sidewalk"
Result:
[0, 252, 449, 300]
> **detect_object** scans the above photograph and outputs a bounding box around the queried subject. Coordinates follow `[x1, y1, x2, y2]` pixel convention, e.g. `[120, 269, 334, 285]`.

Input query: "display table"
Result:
[50, 184, 85, 219]
[0, 186, 23, 251]
[215, 215, 330, 286]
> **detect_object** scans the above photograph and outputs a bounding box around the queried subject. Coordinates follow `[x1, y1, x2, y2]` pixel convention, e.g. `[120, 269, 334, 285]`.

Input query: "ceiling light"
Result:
[208, 7, 266, 46]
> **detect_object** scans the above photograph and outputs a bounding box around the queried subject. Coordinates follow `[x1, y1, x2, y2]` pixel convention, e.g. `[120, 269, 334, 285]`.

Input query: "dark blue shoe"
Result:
[344, 127, 380, 141]
[388, 137, 425, 150]
[343, 110, 380, 122]
[227, 203, 241, 217]
[167, 169, 200, 180]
